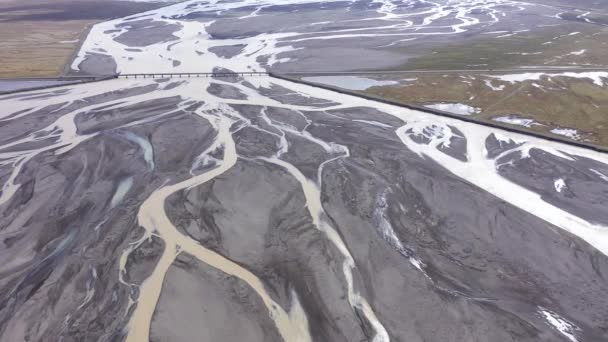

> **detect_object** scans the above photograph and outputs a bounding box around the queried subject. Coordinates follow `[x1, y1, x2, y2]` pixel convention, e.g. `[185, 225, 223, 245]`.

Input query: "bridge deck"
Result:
[118, 72, 269, 78]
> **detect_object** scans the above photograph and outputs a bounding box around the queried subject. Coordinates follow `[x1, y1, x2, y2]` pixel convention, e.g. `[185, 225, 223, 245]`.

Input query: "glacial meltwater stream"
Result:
[123, 110, 312, 342]
[3, 1, 608, 337]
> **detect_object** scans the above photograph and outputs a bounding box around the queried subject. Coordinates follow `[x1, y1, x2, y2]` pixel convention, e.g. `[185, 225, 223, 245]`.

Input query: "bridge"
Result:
[116, 67, 608, 79]
[118, 72, 269, 79]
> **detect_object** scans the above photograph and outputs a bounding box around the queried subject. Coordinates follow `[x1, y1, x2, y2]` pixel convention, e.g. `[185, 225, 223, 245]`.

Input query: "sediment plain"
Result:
[1, 1, 608, 341]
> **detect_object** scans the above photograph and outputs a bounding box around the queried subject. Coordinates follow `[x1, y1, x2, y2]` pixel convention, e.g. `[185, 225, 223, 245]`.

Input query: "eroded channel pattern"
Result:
[70, 0, 566, 74]
[2, 0, 608, 340]
[1, 74, 608, 341]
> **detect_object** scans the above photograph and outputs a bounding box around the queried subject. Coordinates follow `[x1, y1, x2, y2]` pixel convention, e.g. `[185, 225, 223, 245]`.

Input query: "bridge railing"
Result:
[117, 72, 269, 79]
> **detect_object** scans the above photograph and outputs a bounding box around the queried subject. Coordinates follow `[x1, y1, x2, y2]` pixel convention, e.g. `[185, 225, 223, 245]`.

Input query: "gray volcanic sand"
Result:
[75, 53, 118, 76]
[497, 147, 608, 225]
[1, 77, 607, 342]
[5, 1, 608, 341]
[158, 89, 608, 341]
[0, 132, 154, 341]
[201, 6, 410, 71]
[1, 83, 159, 144]
[0, 1, 169, 22]
[305, 109, 608, 341]
[73, 18, 182, 76]
[196, 0, 562, 72]
[163, 159, 368, 341]
[438, 126, 468, 162]
[207, 82, 248, 100]
[255, 84, 339, 107]
[265, 107, 309, 130]
[271, 46, 409, 72]
[401, 123, 469, 162]
[208, 44, 246, 58]
[69, 0, 574, 75]
[114, 19, 182, 47]
[150, 253, 283, 342]
[485, 133, 524, 159]
[0, 85, 220, 341]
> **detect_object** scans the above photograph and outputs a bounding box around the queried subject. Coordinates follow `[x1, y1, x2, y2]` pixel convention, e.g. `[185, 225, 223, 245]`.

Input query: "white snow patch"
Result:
[539, 308, 580, 342]
[487, 72, 608, 87]
[551, 128, 580, 140]
[569, 49, 586, 56]
[424, 103, 480, 115]
[484, 80, 506, 91]
[554, 178, 566, 193]
[353, 120, 392, 128]
[409, 257, 425, 272]
[590, 169, 608, 182]
[495, 29, 529, 38]
[493, 116, 537, 127]
[505, 52, 542, 55]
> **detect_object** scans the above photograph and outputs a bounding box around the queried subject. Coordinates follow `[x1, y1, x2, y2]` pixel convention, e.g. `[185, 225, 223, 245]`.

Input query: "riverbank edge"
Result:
[0, 75, 119, 95]
[268, 72, 608, 154]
